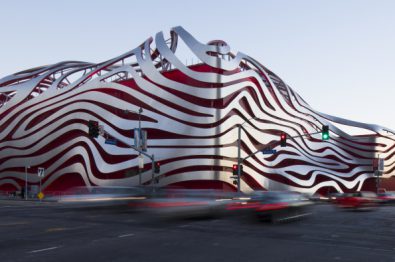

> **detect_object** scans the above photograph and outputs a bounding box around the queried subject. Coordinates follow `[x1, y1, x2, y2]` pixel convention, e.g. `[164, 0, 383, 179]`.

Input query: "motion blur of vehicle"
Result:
[53, 186, 147, 207]
[334, 191, 379, 210]
[227, 191, 313, 223]
[304, 192, 330, 202]
[377, 192, 395, 204]
[327, 192, 343, 203]
[136, 189, 235, 219]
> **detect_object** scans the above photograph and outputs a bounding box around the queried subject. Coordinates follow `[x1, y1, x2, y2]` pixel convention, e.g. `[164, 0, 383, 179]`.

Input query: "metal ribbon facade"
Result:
[0, 26, 394, 194]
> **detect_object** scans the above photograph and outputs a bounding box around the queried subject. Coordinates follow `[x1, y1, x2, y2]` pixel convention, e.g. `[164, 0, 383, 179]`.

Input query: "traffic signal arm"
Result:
[243, 129, 329, 163]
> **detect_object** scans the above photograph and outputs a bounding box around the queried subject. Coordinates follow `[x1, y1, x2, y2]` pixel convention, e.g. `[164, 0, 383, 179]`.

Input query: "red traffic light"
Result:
[280, 133, 287, 147]
[232, 164, 243, 175]
[232, 164, 238, 175]
[154, 162, 160, 173]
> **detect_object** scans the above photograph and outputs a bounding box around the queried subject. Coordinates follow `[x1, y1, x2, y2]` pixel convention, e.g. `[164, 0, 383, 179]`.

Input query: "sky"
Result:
[0, 0, 394, 132]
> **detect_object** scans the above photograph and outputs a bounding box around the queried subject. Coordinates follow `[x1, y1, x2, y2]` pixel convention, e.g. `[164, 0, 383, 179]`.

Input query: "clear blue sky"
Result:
[1, 0, 394, 131]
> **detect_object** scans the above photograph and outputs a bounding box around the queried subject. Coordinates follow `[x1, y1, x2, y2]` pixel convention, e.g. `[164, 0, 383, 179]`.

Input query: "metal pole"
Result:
[139, 158, 142, 185]
[138, 107, 143, 141]
[151, 155, 155, 192]
[138, 107, 143, 186]
[236, 117, 257, 194]
[237, 124, 241, 193]
[377, 154, 380, 194]
[125, 107, 146, 187]
[39, 177, 42, 202]
[25, 166, 28, 200]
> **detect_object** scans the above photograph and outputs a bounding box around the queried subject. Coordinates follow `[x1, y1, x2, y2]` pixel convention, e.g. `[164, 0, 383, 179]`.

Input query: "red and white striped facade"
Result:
[0, 26, 394, 194]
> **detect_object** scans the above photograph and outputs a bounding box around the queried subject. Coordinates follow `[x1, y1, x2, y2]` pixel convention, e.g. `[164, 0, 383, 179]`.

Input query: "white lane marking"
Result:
[118, 233, 135, 238]
[0, 221, 29, 226]
[178, 224, 190, 228]
[92, 238, 106, 243]
[300, 237, 394, 252]
[28, 246, 61, 253]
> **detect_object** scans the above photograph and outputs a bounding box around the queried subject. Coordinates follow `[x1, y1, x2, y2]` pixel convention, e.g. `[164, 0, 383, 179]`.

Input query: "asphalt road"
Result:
[1, 200, 395, 262]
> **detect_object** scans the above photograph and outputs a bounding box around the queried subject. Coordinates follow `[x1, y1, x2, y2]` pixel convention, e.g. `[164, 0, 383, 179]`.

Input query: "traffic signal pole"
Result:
[236, 117, 258, 193]
[124, 108, 144, 185]
[24, 166, 29, 200]
[237, 124, 242, 193]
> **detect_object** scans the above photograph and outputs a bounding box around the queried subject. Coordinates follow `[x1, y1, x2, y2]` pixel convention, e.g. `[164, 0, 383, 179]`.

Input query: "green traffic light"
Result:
[322, 125, 329, 140]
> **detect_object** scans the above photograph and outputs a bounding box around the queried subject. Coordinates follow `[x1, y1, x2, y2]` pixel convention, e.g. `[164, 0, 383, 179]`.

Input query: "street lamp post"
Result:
[24, 166, 30, 200]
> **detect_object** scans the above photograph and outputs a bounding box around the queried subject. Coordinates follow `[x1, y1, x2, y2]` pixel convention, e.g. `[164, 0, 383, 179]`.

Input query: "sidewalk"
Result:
[0, 196, 57, 204]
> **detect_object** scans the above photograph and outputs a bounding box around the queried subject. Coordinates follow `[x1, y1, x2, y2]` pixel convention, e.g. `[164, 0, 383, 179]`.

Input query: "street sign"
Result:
[99, 125, 104, 136]
[134, 128, 141, 148]
[37, 167, 45, 177]
[372, 158, 378, 170]
[373, 157, 385, 172]
[141, 130, 147, 152]
[37, 192, 44, 200]
[138, 155, 144, 169]
[230, 176, 239, 179]
[105, 139, 117, 145]
[378, 158, 384, 172]
[374, 170, 383, 177]
[261, 149, 277, 154]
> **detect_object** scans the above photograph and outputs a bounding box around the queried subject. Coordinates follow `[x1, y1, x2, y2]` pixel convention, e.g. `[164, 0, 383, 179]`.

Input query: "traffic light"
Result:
[88, 120, 99, 138]
[232, 164, 238, 175]
[280, 133, 287, 147]
[232, 164, 243, 175]
[154, 162, 160, 173]
[322, 125, 329, 140]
